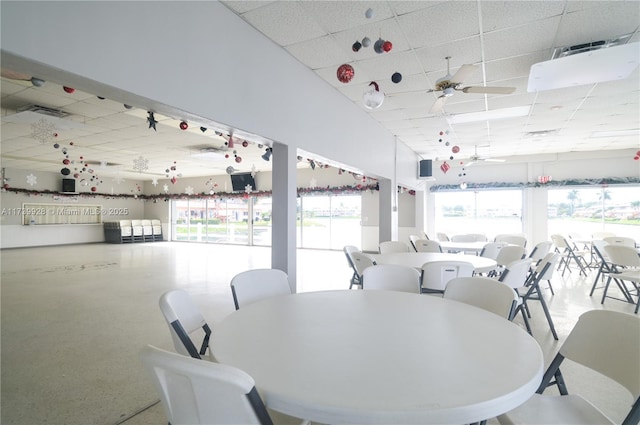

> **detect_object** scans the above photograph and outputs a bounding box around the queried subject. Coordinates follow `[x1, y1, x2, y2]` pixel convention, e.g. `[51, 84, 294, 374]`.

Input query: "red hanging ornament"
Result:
[242, 141, 249, 147]
[440, 161, 451, 174]
[382, 40, 393, 52]
[63, 86, 75, 93]
[337, 64, 355, 83]
[451, 145, 460, 154]
[235, 156, 242, 163]
[179, 121, 188, 130]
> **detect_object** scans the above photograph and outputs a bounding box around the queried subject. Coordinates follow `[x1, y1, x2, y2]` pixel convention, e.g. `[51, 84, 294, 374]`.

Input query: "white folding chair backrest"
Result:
[535, 252, 560, 281]
[560, 310, 640, 401]
[495, 245, 526, 267]
[499, 258, 533, 289]
[444, 276, 518, 319]
[421, 261, 475, 293]
[343, 245, 359, 268]
[592, 239, 610, 262]
[414, 239, 442, 253]
[480, 242, 507, 260]
[159, 289, 211, 359]
[528, 241, 553, 263]
[494, 234, 527, 247]
[230, 269, 291, 310]
[379, 241, 410, 254]
[362, 264, 420, 293]
[604, 244, 640, 268]
[436, 232, 450, 241]
[603, 236, 637, 248]
[551, 234, 570, 250]
[592, 231, 616, 240]
[140, 345, 272, 425]
[350, 251, 377, 277]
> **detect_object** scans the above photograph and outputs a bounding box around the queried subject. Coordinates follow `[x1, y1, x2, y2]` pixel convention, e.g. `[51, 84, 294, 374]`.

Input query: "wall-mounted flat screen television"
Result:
[230, 173, 256, 192]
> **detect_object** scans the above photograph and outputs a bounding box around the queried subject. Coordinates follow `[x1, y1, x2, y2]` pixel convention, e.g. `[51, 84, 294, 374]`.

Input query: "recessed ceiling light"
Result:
[590, 129, 640, 138]
[447, 106, 530, 124]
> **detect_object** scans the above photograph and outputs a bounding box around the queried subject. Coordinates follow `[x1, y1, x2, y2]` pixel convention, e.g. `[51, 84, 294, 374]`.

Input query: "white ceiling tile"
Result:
[286, 35, 351, 69]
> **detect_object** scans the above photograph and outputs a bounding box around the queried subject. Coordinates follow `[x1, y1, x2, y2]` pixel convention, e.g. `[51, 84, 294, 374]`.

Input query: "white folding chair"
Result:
[408, 234, 421, 251]
[230, 269, 291, 310]
[420, 261, 474, 295]
[140, 345, 274, 425]
[362, 264, 420, 293]
[451, 233, 487, 242]
[119, 219, 133, 243]
[159, 289, 213, 360]
[489, 245, 526, 277]
[131, 219, 144, 242]
[497, 310, 640, 425]
[141, 219, 154, 242]
[602, 244, 640, 313]
[350, 251, 377, 285]
[592, 231, 616, 241]
[436, 232, 450, 242]
[551, 234, 589, 277]
[479, 242, 507, 260]
[379, 241, 410, 254]
[151, 219, 163, 241]
[444, 276, 518, 319]
[413, 239, 443, 253]
[343, 245, 362, 289]
[603, 236, 637, 248]
[494, 233, 527, 248]
[510, 254, 560, 340]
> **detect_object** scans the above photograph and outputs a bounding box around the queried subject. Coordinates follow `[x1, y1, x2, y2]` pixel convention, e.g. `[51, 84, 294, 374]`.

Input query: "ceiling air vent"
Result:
[18, 104, 69, 118]
[551, 34, 633, 59]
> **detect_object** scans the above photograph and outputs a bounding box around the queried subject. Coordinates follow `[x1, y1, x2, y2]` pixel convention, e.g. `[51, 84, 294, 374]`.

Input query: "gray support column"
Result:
[271, 142, 297, 292]
[378, 178, 397, 243]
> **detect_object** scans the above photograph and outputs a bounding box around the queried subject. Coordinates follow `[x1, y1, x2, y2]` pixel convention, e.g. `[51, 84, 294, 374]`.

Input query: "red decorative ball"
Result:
[635, 155, 639, 161]
[382, 41, 392, 52]
[225, 154, 229, 158]
[63, 86, 75, 93]
[452, 145, 460, 154]
[242, 141, 249, 147]
[337, 64, 355, 84]
[179, 121, 188, 130]
[235, 156, 242, 163]
[91, 187, 97, 192]
[63, 159, 70, 165]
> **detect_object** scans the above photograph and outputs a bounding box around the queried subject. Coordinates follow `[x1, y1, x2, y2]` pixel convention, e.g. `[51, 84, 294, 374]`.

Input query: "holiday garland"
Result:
[430, 177, 640, 192]
[2, 184, 381, 200]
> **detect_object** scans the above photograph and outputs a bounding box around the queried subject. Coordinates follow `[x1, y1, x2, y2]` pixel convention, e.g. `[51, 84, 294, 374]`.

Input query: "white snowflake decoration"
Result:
[26, 173, 37, 186]
[244, 184, 253, 194]
[132, 156, 149, 173]
[151, 178, 158, 186]
[163, 184, 169, 193]
[30, 118, 57, 144]
[185, 186, 194, 195]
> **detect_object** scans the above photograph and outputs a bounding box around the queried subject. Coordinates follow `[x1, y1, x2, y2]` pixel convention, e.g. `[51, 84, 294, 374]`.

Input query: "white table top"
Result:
[372, 251, 497, 273]
[440, 241, 489, 253]
[212, 290, 543, 425]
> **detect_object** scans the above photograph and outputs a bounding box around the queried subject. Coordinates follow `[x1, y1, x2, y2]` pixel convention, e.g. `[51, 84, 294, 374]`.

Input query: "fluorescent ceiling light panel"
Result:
[2, 110, 85, 130]
[590, 128, 640, 138]
[447, 106, 530, 124]
[528, 42, 639, 92]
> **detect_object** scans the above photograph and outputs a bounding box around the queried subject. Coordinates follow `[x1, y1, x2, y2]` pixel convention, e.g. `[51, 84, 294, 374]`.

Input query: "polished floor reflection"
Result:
[1, 242, 636, 425]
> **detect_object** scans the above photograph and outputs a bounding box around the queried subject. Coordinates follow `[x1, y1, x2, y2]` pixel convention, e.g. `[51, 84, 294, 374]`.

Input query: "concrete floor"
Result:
[1, 242, 637, 425]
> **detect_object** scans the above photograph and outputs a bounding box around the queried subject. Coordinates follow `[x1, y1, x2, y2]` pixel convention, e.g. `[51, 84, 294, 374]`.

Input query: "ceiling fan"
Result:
[465, 146, 506, 166]
[428, 57, 516, 114]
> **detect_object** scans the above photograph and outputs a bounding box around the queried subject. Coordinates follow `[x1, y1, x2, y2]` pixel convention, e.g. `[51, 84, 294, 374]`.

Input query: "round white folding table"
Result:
[439, 240, 489, 254]
[372, 252, 497, 274]
[212, 290, 543, 425]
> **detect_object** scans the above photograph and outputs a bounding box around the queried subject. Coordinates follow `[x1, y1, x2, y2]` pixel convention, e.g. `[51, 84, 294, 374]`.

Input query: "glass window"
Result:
[548, 185, 640, 240]
[434, 189, 523, 239]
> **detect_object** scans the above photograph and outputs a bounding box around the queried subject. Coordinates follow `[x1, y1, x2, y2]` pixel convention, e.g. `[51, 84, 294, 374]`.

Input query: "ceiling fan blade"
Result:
[461, 86, 516, 94]
[429, 95, 448, 114]
[465, 160, 477, 166]
[450, 64, 477, 84]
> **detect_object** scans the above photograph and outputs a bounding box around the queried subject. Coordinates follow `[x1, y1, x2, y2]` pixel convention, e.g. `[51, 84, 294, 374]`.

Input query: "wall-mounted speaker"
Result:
[418, 159, 432, 178]
[62, 178, 76, 193]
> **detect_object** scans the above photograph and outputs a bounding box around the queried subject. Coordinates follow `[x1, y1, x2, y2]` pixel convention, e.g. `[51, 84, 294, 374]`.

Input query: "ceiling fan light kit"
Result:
[428, 57, 517, 114]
